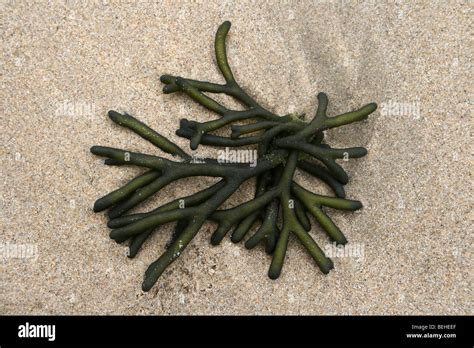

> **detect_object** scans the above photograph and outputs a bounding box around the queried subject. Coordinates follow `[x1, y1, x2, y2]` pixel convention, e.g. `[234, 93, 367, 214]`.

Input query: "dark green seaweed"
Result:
[91, 21, 376, 292]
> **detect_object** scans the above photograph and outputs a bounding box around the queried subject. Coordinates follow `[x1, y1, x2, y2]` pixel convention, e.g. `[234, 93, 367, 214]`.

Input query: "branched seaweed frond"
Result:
[91, 21, 377, 291]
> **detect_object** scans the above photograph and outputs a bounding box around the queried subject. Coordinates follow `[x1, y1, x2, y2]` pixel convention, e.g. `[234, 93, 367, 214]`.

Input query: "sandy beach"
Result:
[1, 0, 472, 314]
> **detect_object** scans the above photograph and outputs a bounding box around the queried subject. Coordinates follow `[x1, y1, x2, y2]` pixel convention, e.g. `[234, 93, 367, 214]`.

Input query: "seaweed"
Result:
[90, 21, 377, 292]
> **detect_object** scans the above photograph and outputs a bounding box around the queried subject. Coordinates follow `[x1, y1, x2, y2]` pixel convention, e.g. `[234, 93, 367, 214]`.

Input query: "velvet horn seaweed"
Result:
[90, 21, 377, 292]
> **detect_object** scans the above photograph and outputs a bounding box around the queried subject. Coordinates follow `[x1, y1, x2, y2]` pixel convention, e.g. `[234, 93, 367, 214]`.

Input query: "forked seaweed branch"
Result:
[91, 21, 377, 292]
